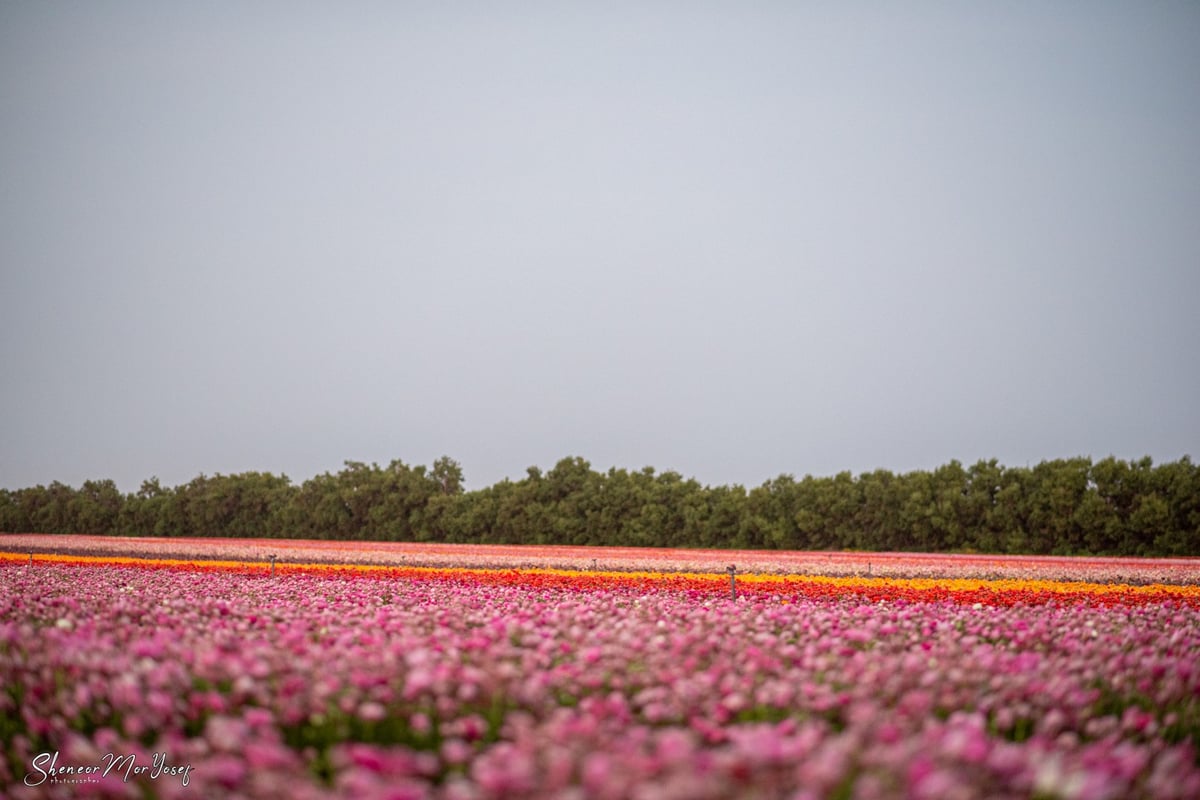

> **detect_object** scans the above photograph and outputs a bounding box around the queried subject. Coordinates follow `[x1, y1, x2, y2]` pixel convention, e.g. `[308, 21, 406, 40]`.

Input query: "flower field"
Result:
[8, 533, 1200, 583]
[1, 537, 1198, 799]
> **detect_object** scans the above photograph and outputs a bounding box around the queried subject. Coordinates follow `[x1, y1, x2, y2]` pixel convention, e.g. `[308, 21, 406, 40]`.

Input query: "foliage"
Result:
[1, 455, 1198, 556]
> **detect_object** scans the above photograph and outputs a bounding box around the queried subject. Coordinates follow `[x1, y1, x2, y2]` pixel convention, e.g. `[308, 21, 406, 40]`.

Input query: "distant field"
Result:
[3, 533, 1199, 584]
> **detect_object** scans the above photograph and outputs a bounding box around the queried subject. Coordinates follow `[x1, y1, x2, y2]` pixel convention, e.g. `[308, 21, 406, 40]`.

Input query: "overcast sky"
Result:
[2, 2, 1198, 493]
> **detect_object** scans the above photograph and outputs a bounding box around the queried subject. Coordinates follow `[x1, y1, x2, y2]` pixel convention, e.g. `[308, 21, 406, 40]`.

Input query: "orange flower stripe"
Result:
[4, 550, 1197, 607]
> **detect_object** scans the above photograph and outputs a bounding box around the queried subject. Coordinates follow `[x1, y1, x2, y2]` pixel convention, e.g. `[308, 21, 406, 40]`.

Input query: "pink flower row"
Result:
[1, 562, 1198, 799]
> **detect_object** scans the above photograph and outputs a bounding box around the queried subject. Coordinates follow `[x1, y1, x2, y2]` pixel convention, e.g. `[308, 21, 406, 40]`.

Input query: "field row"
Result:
[4, 551, 1200, 608]
[5, 534, 1200, 583]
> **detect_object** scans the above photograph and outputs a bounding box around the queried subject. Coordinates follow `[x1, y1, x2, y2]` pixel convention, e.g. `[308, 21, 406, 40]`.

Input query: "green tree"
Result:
[702, 484, 747, 548]
[1151, 456, 1200, 556]
[120, 477, 171, 536]
[854, 469, 901, 551]
[70, 479, 123, 535]
[431, 456, 465, 496]
[0, 488, 32, 532]
[31, 481, 77, 534]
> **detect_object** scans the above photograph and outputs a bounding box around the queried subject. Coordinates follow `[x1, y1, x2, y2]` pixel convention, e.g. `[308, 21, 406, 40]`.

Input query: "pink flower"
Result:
[204, 715, 247, 752]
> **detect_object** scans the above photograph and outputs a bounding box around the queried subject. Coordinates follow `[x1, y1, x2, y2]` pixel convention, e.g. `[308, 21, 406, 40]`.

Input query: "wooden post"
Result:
[727, 564, 737, 600]
[269, 554, 276, 577]
[29, 551, 33, 567]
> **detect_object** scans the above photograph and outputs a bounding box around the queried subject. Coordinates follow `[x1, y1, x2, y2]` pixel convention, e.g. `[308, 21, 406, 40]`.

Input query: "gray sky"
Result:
[2, 2, 1198, 493]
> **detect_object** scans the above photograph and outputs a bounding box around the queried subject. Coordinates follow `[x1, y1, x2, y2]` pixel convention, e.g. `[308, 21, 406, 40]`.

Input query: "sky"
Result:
[2, 2, 1198, 493]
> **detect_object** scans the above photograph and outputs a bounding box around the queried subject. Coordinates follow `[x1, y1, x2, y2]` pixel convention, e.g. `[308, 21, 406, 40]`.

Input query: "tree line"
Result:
[1, 455, 1197, 557]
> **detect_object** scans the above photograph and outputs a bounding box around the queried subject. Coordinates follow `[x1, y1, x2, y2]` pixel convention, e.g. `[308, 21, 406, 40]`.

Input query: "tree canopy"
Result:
[2, 455, 1197, 557]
